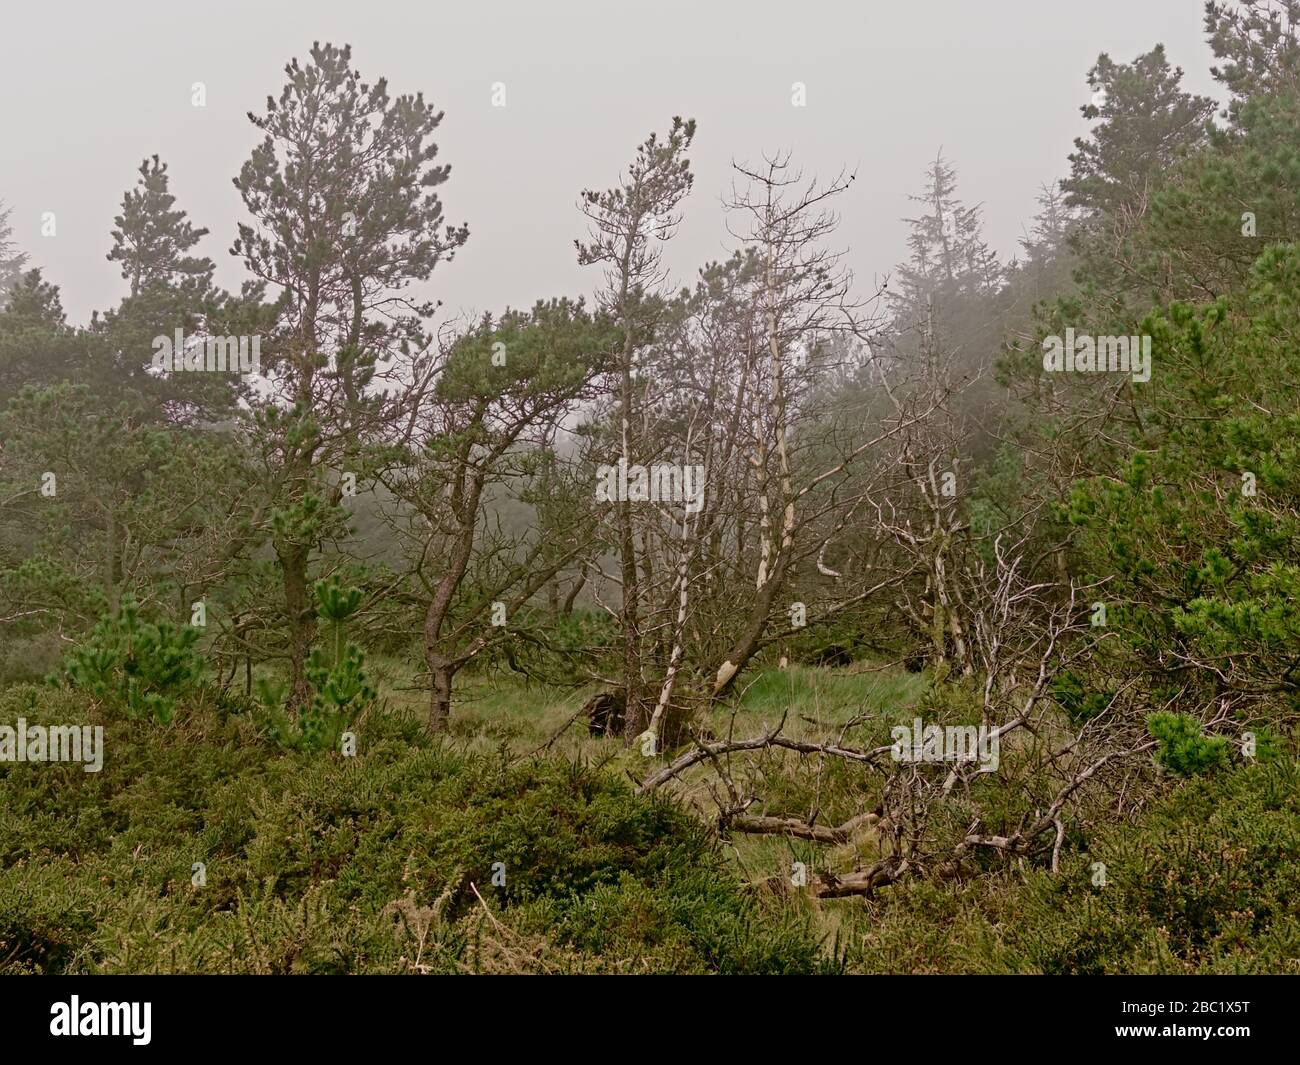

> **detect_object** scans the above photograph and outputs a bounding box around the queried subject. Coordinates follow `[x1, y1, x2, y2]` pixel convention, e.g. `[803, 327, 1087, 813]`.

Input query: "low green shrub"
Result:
[1147, 711, 1231, 776]
[58, 600, 202, 724]
[0, 685, 828, 974]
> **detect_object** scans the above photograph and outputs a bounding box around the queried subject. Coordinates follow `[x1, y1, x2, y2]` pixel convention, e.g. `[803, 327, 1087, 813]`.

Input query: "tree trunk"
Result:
[618, 351, 643, 740]
[278, 540, 316, 711]
[713, 550, 788, 698]
[619, 502, 644, 741]
[422, 476, 483, 734]
[429, 654, 454, 733]
[561, 572, 586, 616]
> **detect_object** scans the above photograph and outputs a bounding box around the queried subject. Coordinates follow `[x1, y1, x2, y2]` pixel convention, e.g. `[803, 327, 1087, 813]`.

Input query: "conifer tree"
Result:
[888, 152, 1001, 327]
[107, 156, 214, 298]
[1205, 0, 1300, 120]
[233, 41, 468, 711]
[0, 270, 90, 403]
[576, 117, 696, 741]
[1063, 47, 1215, 271]
[0, 201, 28, 310]
[98, 156, 240, 418]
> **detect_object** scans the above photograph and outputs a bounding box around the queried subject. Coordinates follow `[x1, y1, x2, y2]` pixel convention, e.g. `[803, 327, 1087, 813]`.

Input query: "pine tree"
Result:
[1062, 47, 1216, 316]
[96, 156, 237, 418]
[0, 270, 88, 403]
[107, 156, 214, 298]
[0, 201, 28, 309]
[888, 152, 1001, 326]
[1019, 183, 1075, 269]
[232, 41, 468, 713]
[1064, 47, 1215, 231]
[576, 117, 695, 741]
[1205, 0, 1300, 121]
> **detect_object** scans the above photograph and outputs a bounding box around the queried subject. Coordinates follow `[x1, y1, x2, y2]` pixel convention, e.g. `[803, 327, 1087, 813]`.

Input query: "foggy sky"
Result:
[2, 0, 1219, 328]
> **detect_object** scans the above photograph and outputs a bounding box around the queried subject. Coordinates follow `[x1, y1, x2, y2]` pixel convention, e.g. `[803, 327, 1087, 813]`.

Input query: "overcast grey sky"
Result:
[1, 0, 1220, 327]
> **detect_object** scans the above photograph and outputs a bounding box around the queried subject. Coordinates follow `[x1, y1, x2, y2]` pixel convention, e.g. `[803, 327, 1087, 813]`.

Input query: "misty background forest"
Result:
[2, 1, 1300, 975]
